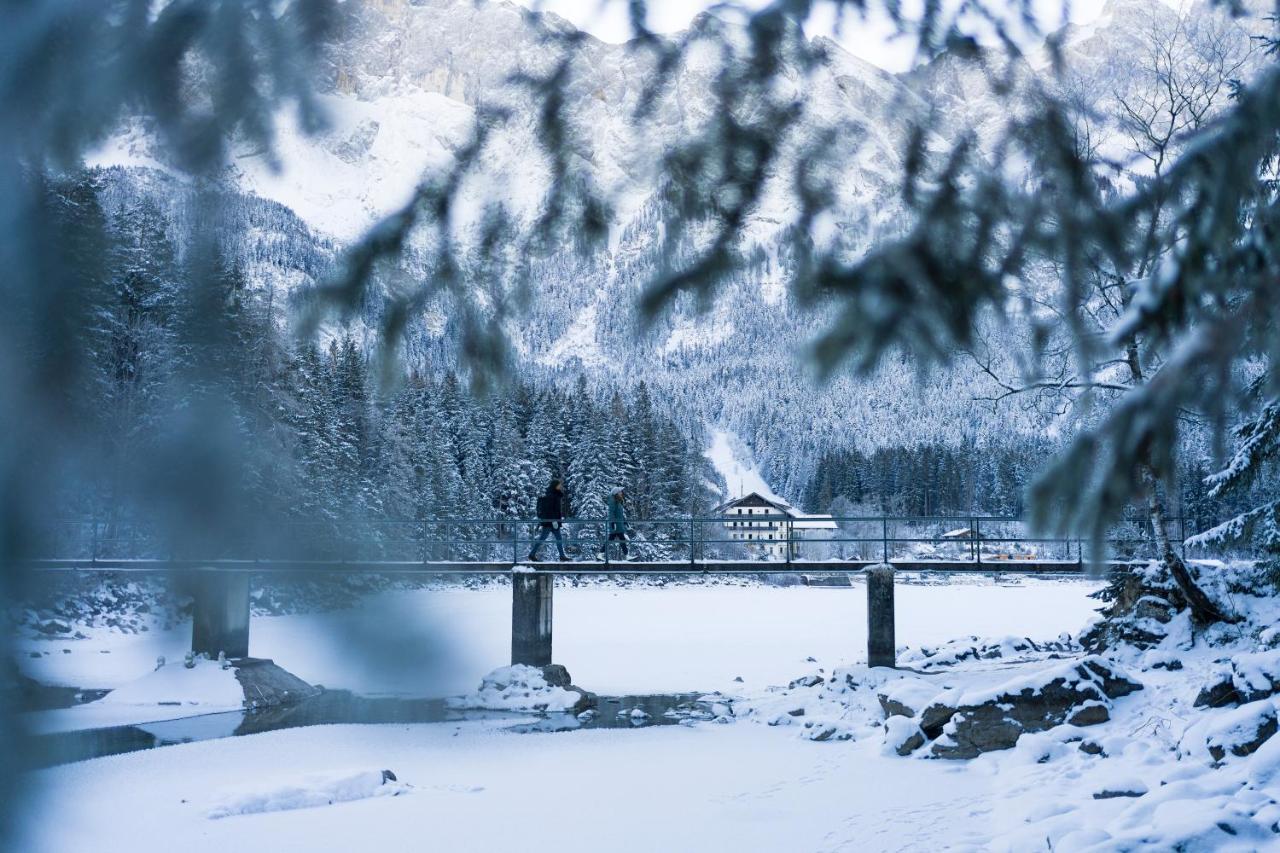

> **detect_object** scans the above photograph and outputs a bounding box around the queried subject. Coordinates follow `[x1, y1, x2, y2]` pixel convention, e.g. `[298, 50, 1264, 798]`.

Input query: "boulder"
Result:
[931, 704, 1023, 757]
[924, 657, 1142, 759]
[1132, 595, 1177, 624]
[883, 716, 926, 756]
[920, 701, 959, 740]
[1230, 650, 1280, 703]
[1093, 787, 1146, 800]
[1205, 700, 1279, 764]
[804, 722, 852, 742]
[1079, 659, 1143, 699]
[902, 636, 1077, 671]
[878, 695, 916, 719]
[231, 658, 321, 709]
[1067, 702, 1110, 726]
[540, 664, 572, 689]
[1194, 651, 1280, 709]
[877, 678, 941, 721]
[1195, 668, 1239, 709]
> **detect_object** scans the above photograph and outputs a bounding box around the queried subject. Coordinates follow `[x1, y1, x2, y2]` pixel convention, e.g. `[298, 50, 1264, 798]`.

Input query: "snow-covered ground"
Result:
[18, 576, 1103, 701]
[27, 657, 246, 734]
[20, 719, 997, 853]
[18, 574, 1280, 851]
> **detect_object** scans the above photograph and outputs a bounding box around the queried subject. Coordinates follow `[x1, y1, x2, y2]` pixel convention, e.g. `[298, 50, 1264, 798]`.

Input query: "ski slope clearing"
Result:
[705, 429, 785, 503]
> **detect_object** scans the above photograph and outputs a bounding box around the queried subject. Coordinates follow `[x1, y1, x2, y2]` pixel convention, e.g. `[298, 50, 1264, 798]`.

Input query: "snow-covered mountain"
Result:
[87, 0, 1265, 503]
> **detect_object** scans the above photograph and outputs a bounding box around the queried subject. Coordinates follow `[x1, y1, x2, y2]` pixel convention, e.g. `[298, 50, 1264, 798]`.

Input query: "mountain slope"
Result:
[86, 0, 1265, 507]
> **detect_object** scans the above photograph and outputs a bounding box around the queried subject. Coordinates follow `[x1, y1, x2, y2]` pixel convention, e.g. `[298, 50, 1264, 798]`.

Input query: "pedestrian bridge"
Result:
[22, 515, 1173, 671]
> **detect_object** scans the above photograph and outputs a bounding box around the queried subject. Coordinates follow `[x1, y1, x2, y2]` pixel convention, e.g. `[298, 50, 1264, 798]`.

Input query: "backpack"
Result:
[536, 494, 554, 520]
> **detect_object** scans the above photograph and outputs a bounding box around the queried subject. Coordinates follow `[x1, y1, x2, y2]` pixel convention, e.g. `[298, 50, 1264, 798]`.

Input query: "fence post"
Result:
[969, 516, 975, 563]
[191, 570, 251, 659]
[511, 572, 553, 666]
[867, 564, 896, 668]
[975, 518, 982, 566]
[689, 518, 696, 568]
[881, 517, 889, 563]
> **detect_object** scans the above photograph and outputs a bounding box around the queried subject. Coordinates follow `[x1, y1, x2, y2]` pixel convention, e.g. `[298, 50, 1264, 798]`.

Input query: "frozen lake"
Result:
[20, 576, 1105, 700]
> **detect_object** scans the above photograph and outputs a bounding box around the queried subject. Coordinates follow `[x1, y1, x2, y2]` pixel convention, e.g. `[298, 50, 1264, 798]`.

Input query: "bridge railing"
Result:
[33, 514, 1182, 566]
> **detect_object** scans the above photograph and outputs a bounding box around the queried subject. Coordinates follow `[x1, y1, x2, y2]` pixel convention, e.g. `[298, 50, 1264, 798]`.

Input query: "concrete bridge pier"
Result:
[511, 572, 553, 666]
[191, 570, 251, 659]
[866, 564, 896, 668]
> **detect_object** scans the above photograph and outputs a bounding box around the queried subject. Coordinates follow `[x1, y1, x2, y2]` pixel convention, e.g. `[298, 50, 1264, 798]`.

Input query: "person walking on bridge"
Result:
[526, 478, 569, 562]
[603, 486, 633, 561]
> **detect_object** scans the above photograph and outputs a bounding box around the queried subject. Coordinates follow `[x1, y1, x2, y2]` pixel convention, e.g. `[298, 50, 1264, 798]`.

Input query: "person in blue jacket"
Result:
[604, 486, 633, 560]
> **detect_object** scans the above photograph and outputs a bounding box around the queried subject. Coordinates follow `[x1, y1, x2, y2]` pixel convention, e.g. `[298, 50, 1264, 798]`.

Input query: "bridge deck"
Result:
[17, 558, 1116, 575]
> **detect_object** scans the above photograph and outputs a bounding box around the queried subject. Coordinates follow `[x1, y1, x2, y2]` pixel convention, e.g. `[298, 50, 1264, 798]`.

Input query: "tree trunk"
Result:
[1143, 466, 1236, 625]
[1124, 324, 1234, 625]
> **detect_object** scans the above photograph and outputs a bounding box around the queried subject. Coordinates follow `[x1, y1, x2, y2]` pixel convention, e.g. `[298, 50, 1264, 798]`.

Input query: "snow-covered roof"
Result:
[792, 514, 838, 530]
[714, 492, 795, 514]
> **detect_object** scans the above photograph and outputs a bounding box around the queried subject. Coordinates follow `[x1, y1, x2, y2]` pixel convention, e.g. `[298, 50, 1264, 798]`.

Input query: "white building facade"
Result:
[715, 492, 837, 559]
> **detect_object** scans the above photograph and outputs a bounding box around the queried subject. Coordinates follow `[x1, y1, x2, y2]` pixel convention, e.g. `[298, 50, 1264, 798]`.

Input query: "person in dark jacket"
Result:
[603, 486, 633, 560]
[527, 479, 568, 562]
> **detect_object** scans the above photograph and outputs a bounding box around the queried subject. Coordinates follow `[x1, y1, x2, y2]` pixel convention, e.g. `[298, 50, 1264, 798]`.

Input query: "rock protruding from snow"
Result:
[207, 769, 409, 819]
[883, 716, 927, 756]
[1194, 700, 1280, 764]
[1194, 649, 1280, 708]
[448, 664, 594, 714]
[876, 677, 945, 720]
[232, 658, 321, 709]
[899, 635, 1078, 671]
[920, 657, 1143, 759]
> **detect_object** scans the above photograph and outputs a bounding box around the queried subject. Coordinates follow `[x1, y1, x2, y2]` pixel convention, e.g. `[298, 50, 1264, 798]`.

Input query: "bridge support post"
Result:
[191, 571, 251, 659]
[866, 564, 895, 668]
[511, 572, 553, 667]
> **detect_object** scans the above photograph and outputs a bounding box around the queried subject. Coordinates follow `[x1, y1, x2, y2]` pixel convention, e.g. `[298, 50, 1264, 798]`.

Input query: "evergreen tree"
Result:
[1194, 392, 1280, 577]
